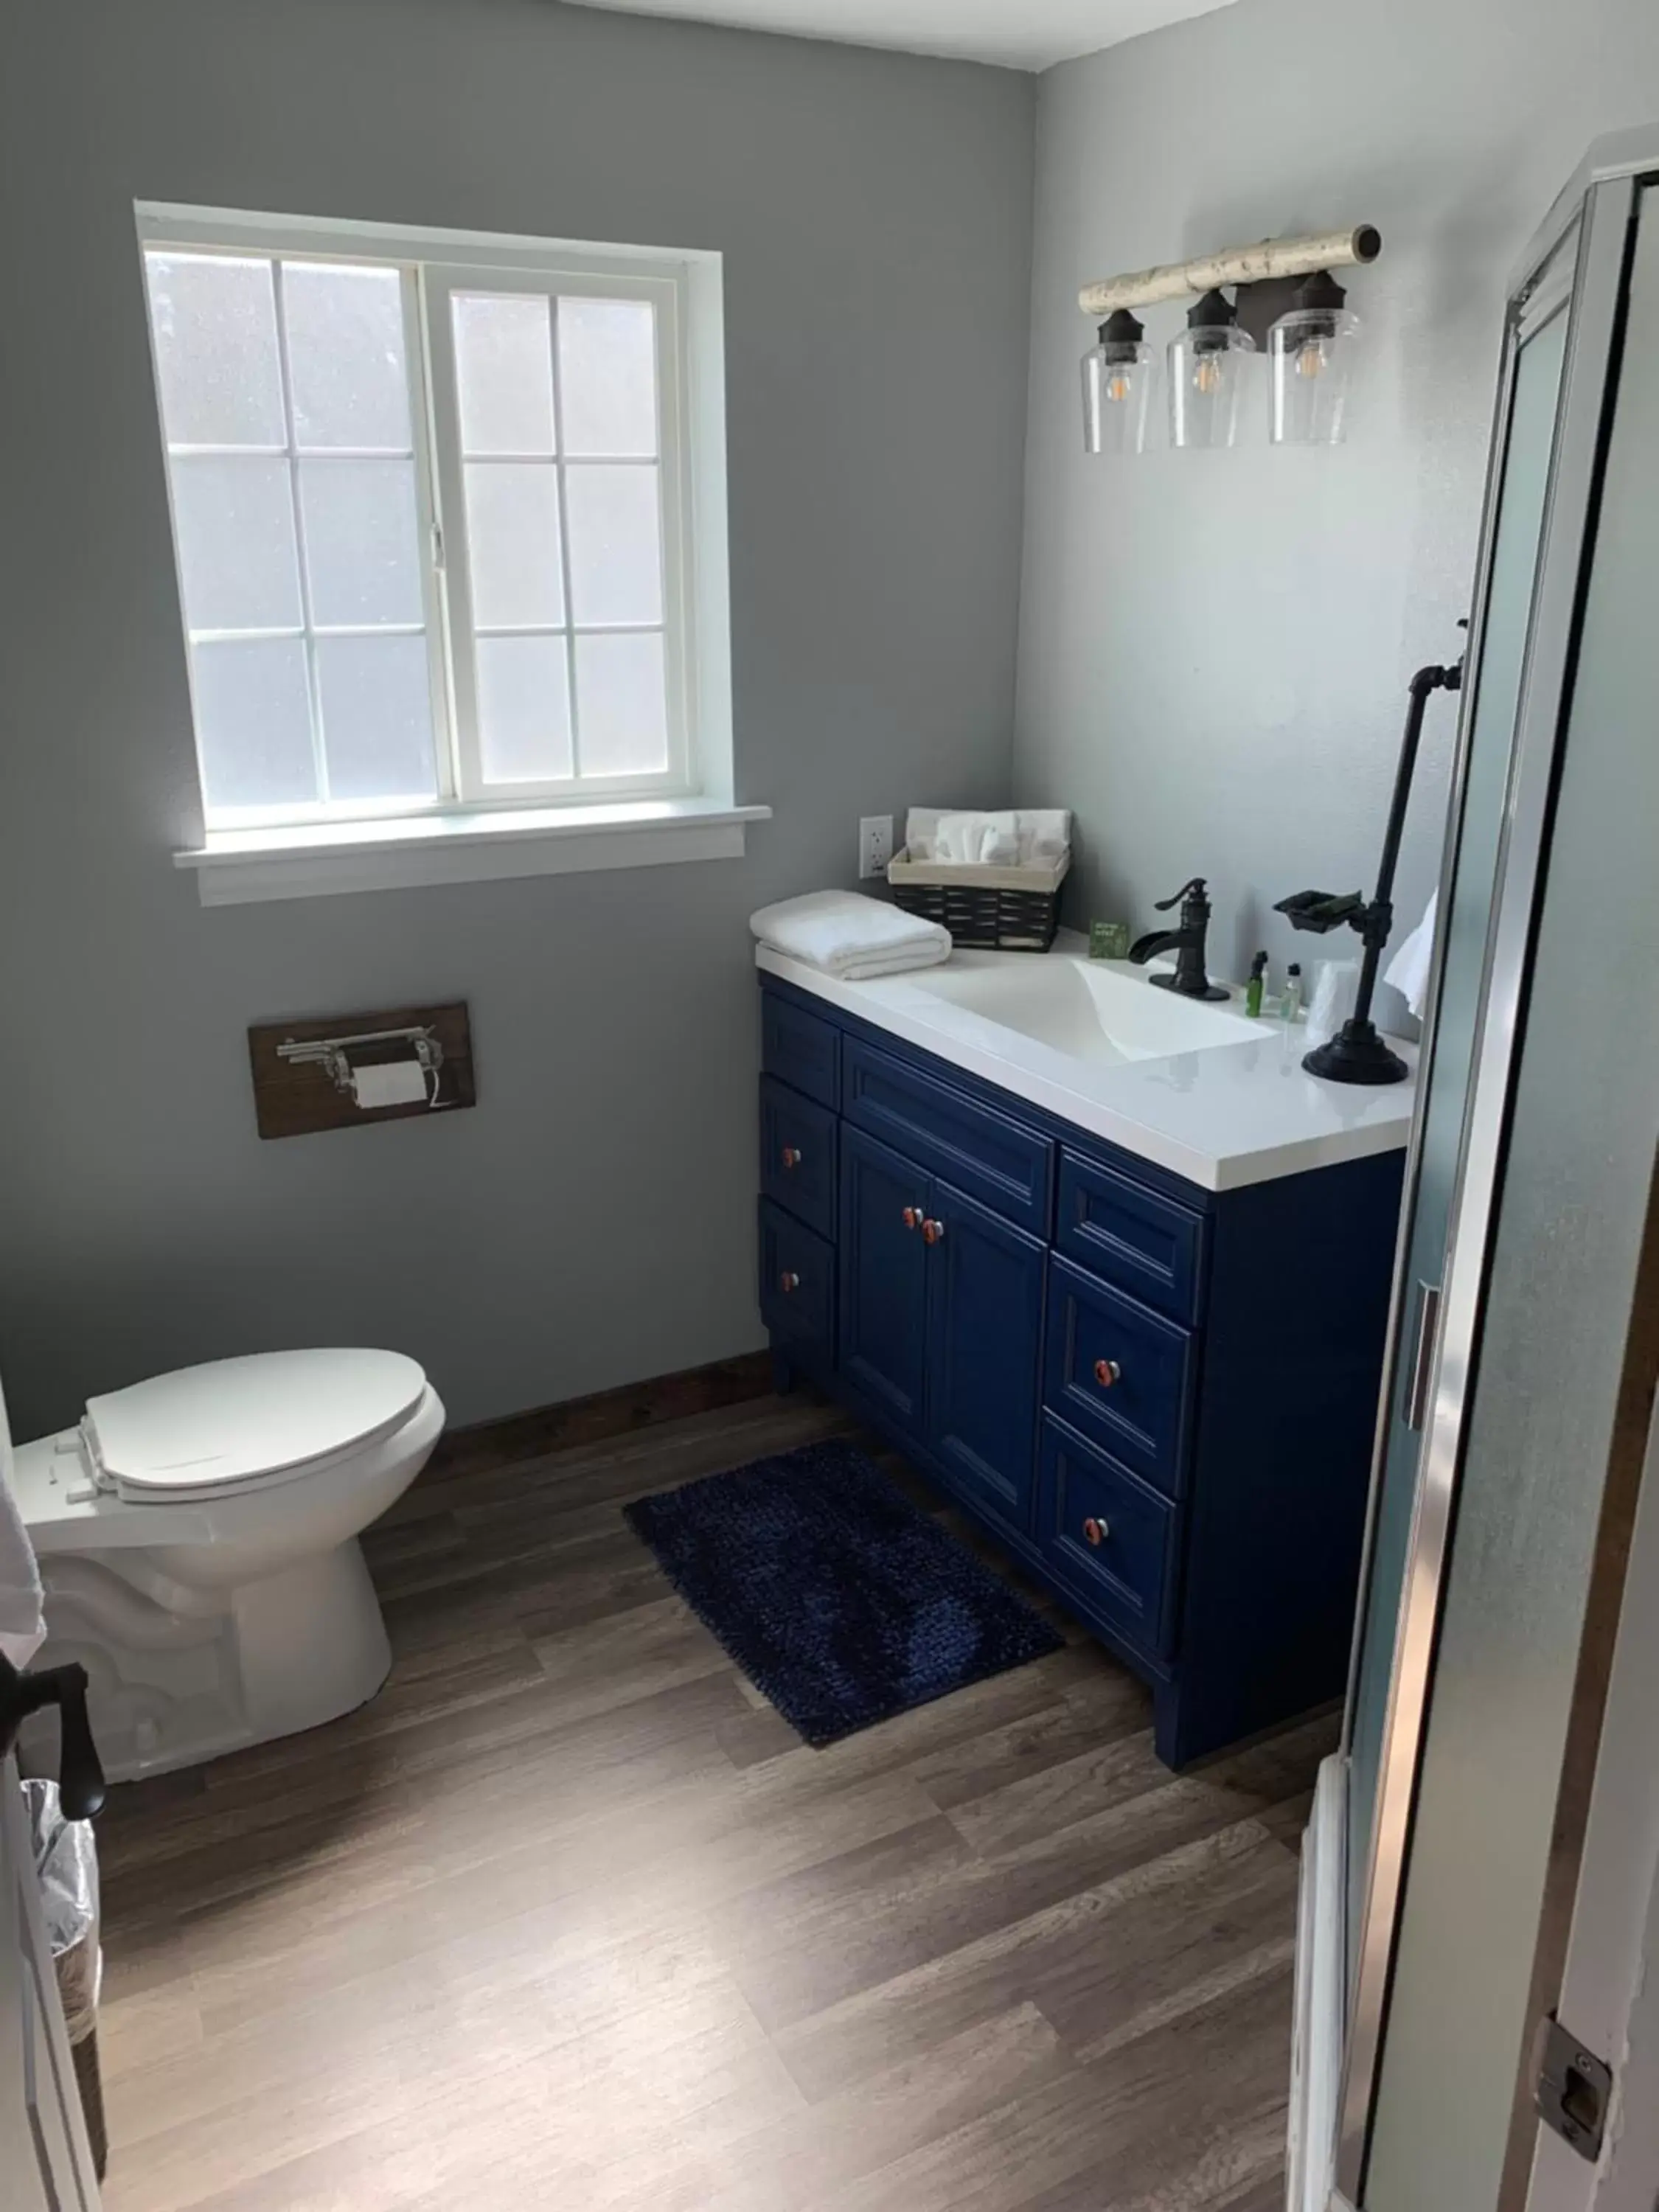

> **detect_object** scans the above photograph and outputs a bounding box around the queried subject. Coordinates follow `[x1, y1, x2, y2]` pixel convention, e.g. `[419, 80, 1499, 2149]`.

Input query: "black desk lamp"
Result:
[1274, 641, 1464, 1085]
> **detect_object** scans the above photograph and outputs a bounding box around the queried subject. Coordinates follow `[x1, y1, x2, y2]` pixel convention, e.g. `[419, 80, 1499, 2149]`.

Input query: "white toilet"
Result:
[9, 1349, 444, 1782]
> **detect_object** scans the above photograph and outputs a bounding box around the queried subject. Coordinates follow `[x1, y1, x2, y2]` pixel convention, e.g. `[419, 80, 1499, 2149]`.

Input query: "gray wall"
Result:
[1015, 0, 1659, 1001]
[0, 0, 1034, 1436]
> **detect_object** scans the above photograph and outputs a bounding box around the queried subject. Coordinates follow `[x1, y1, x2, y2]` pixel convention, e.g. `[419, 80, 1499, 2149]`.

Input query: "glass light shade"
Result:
[1270, 307, 1361, 445]
[1167, 325, 1256, 449]
[1082, 341, 1153, 455]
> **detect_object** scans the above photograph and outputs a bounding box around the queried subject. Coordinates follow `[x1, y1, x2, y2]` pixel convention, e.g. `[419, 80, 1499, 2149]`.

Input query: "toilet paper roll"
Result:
[352, 1060, 431, 1110]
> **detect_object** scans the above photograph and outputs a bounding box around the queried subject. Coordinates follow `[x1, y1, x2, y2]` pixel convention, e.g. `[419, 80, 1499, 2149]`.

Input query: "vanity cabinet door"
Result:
[925, 1179, 1044, 1533]
[838, 1124, 929, 1438]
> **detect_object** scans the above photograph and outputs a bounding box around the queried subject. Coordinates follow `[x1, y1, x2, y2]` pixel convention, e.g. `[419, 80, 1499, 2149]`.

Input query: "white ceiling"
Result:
[572, 0, 1238, 72]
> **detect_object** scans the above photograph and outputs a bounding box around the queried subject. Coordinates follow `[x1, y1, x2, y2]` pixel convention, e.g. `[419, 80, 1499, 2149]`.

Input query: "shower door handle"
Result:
[1402, 1280, 1442, 1433]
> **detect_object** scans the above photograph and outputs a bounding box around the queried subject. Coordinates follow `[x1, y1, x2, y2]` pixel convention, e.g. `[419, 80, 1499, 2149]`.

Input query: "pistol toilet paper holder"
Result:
[276, 1025, 445, 1110]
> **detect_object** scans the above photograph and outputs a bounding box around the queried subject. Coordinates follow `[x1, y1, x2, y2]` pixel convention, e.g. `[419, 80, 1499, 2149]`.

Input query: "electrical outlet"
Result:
[858, 815, 894, 881]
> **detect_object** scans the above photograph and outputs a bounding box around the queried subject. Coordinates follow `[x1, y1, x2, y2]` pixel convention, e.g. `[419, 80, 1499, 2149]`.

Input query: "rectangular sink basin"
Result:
[904, 953, 1270, 1065]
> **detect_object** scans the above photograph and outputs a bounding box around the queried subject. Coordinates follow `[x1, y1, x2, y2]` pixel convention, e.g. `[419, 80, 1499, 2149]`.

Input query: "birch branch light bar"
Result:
[1078, 226, 1382, 316]
[1079, 226, 1382, 453]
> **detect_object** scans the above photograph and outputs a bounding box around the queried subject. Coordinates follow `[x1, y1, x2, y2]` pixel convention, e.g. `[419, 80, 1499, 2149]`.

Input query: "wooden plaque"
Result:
[248, 1002, 476, 1140]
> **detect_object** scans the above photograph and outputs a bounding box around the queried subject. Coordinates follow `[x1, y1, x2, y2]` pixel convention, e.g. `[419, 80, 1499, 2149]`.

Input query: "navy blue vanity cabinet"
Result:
[758, 974, 1404, 1768]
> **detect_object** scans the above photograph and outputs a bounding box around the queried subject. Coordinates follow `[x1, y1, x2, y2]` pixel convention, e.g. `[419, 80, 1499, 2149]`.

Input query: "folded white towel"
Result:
[0, 1374, 45, 1669]
[750, 890, 951, 981]
[1384, 890, 1439, 1018]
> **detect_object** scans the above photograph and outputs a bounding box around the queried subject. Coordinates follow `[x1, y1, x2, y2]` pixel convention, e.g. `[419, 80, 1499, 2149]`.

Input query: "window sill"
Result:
[175, 797, 772, 906]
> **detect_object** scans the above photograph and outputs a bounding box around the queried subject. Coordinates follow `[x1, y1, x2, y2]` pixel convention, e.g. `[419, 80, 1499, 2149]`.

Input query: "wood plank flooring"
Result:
[93, 1392, 1327, 2211]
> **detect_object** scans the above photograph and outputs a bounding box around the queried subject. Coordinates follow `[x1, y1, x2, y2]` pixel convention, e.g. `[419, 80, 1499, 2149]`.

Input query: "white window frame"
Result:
[422, 257, 695, 806]
[137, 204, 756, 902]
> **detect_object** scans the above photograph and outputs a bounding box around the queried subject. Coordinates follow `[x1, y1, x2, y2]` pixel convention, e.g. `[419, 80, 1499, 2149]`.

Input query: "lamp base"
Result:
[1301, 1016, 1410, 1086]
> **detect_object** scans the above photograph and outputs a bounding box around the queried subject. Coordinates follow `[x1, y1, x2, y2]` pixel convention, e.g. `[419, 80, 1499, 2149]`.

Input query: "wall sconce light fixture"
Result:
[1082, 309, 1153, 455]
[1167, 288, 1255, 450]
[1269, 270, 1360, 445]
[1077, 226, 1379, 455]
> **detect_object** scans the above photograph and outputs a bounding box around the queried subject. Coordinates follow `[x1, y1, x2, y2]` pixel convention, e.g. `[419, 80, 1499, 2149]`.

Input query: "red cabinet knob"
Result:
[780, 1146, 802, 1169]
[1093, 1358, 1121, 1388]
[1082, 1517, 1110, 1547]
[922, 1218, 945, 1245]
[779, 1270, 800, 1293]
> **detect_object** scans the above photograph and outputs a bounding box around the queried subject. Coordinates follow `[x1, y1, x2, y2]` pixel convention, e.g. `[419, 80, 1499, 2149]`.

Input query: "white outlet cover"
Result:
[859, 815, 894, 879]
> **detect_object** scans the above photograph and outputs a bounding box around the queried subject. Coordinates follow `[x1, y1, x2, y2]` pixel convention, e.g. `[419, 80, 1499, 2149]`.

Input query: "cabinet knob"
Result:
[1093, 1358, 1121, 1388]
[780, 1146, 802, 1169]
[779, 1270, 801, 1293]
[902, 1206, 922, 1230]
[1082, 1516, 1110, 1547]
[922, 1217, 945, 1245]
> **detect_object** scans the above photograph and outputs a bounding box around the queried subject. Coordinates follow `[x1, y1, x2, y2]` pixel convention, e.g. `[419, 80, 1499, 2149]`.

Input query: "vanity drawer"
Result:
[1055, 1151, 1205, 1324]
[1038, 1415, 1178, 1658]
[761, 991, 840, 1110]
[759, 1077, 837, 1239]
[759, 1200, 834, 1359]
[842, 1037, 1053, 1237]
[1043, 1255, 1194, 1498]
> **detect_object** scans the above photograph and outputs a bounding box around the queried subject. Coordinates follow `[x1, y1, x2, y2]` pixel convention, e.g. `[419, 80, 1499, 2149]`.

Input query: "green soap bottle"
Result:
[1244, 951, 1267, 1019]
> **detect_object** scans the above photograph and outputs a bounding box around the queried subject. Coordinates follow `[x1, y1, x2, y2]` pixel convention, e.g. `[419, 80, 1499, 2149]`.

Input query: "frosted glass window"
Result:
[146, 254, 285, 448]
[142, 215, 701, 821]
[453, 295, 556, 456]
[191, 639, 316, 810]
[170, 456, 302, 633]
[316, 636, 439, 799]
[565, 465, 664, 627]
[298, 459, 425, 628]
[477, 636, 574, 782]
[464, 464, 564, 630]
[574, 632, 669, 776]
[284, 263, 412, 451]
[558, 299, 658, 457]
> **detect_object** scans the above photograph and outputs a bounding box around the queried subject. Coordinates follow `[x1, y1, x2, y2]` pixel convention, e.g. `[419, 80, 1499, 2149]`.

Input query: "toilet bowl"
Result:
[10, 1349, 444, 1782]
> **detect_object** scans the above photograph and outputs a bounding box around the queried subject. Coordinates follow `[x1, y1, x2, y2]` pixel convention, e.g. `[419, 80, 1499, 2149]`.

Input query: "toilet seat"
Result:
[83, 1349, 430, 1503]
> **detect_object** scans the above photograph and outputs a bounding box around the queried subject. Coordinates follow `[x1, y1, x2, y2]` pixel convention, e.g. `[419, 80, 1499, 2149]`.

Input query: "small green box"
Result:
[1088, 920, 1130, 961]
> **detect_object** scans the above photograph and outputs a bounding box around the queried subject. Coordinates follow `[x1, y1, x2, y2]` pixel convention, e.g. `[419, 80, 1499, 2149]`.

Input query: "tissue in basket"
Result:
[886, 846, 1070, 953]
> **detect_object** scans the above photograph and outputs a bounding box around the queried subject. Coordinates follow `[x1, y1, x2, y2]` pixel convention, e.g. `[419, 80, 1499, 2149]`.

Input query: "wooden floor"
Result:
[93, 1391, 1328, 2212]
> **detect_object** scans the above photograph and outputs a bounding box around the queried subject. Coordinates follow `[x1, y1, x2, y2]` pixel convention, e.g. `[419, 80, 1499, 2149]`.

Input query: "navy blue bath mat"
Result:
[623, 1439, 1063, 1745]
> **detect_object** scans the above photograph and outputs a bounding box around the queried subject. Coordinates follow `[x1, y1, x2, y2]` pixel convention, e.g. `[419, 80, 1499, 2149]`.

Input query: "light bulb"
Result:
[1106, 371, 1133, 404]
[1296, 338, 1331, 380]
[1192, 354, 1223, 398]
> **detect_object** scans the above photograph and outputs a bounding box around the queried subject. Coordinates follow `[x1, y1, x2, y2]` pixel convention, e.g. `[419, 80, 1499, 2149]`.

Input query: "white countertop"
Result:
[757, 933, 1416, 1194]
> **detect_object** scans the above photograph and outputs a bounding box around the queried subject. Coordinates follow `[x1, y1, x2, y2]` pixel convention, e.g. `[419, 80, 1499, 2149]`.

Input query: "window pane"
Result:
[564, 465, 663, 627]
[453, 294, 555, 456]
[557, 298, 658, 458]
[192, 638, 316, 811]
[170, 456, 302, 633]
[299, 459, 424, 627]
[316, 634, 439, 800]
[476, 634, 573, 782]
[574, 630, 668, 778]
[464, 462, 563, 630]
[284, 262, 412, 451]
[145, 253, 285, 448]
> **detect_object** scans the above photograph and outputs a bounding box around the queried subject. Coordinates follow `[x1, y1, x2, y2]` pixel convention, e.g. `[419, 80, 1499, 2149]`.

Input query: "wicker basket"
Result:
[886, 847, 1069, 952]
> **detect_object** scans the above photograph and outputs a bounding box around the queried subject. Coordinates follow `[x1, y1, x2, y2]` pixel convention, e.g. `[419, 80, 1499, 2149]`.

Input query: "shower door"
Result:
[1331, 133, 1659, 2211]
